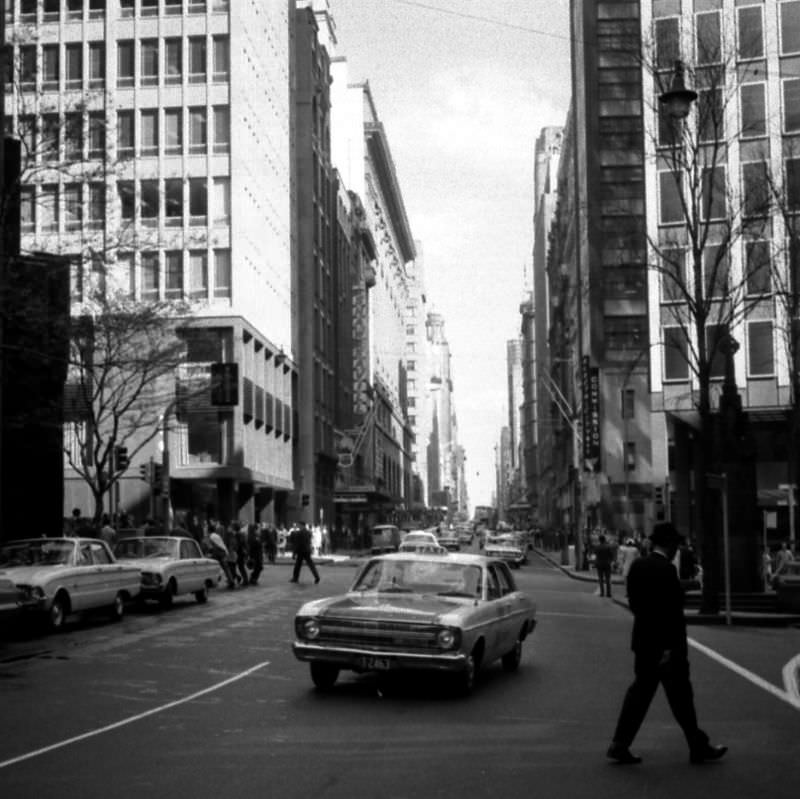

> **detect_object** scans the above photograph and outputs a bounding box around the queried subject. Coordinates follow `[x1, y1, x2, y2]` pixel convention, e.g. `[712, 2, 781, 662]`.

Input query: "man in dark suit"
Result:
[289, 522, 320, 584]
[607, 522, 727, 766]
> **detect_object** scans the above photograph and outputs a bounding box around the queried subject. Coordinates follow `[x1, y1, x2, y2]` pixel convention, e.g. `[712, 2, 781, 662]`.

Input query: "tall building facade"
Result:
[5, 0, 297, 525]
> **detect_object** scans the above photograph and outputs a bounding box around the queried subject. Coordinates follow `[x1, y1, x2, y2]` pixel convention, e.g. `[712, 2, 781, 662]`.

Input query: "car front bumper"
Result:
[293, 642, 469, 673]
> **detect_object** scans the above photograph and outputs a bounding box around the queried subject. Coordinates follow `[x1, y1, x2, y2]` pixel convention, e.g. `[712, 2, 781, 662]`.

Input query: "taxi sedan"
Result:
[114, 536, 222, 606]
[293, 552, 537, 695]
[0, 537, 141, 630]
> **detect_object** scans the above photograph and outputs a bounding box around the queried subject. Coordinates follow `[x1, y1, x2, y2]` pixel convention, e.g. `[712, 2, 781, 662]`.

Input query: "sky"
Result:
[331, 0, 573, 508]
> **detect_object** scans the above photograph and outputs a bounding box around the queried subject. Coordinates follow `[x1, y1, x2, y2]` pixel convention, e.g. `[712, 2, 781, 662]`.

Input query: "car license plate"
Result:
[359, 655, 392, 671]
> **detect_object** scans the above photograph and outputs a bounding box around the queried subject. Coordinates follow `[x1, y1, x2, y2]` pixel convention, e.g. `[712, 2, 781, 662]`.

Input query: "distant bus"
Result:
[473, 505, 494, 527]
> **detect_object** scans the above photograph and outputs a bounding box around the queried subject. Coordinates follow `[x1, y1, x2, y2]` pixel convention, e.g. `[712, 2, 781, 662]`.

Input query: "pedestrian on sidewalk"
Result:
[593, 534, 615, 597]
[607, 522, 727, 766]
[289, 522, 320, 584]
[247, 523, 264, 585]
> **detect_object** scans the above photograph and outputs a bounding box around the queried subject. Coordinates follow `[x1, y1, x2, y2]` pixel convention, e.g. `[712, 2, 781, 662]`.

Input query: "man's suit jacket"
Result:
[626, 551, 687, 655]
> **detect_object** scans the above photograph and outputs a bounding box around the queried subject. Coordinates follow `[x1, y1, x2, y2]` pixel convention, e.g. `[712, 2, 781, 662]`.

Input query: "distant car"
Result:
[370, 524, 402, 555]
[293, 552, 537, 695]
[0, 538, 141, 630]
[114, 536, 222, 606]
[484, 534, 526, 567]
[0, 574, 22, 621]
[437, 532, 461, 552]
[398, 532, 447, 555]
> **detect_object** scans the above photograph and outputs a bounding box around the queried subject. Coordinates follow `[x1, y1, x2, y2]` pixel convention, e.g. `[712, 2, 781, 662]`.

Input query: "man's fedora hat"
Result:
[649, 522, 684, 548]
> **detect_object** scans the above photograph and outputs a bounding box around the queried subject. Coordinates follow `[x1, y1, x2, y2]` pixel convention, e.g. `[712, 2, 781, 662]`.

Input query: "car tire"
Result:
[49, 592, 70, 631]
[455, 651, 477, 696]
[194, 586, 208, 604]
[110, 592, 125, 622]
[160, 580, 176, 608]
[501, 638, 523, 672]
[310, 662, 339, 691]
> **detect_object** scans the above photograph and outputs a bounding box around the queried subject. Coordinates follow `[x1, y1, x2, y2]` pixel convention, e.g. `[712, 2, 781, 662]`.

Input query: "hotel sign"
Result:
[581, 356, 601, 471]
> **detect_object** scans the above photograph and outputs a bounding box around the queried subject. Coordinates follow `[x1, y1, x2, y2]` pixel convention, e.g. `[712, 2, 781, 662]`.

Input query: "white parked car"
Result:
[0, 537, 142, 630]
[398, 531, 446, 555]
[114, 536, 222, 607]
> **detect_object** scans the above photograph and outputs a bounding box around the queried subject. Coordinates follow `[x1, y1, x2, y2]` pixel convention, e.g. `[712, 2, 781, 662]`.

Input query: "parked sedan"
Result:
[293, 552, 537, 695]
[114, 536, 222, 606]
[484, 533, 527, 567]
[0, 538, 141, 630]
[436, 532, 461, 552]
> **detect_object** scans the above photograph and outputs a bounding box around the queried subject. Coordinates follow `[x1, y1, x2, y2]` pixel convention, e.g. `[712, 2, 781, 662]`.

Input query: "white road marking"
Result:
[0, 660, 270, 770]
[688, 638, 800, 711]
[782, 653, 800, 703]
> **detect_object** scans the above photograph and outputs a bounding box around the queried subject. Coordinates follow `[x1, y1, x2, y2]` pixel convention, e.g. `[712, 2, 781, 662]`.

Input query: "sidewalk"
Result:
[534, 548, 800, 628]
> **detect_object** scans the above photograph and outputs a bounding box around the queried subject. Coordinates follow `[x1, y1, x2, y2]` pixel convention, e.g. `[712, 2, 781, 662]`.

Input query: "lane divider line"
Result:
[0, 660, 270, 771]
[688, 638, 800, 712]
[782, 653, 800, 703]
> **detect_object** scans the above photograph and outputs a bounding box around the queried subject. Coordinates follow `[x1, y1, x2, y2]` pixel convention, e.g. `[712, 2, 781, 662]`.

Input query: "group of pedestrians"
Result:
[762, 541, 795, 590]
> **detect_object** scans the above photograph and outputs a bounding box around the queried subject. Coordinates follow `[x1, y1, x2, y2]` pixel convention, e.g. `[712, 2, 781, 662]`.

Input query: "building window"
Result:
[141, 252, 160, 299]
[188, 37, 207, 83]
[17, 116, 36, 164]
[140, 39, 158, 87]
[88, 183, 104, 230]
[655, 17, 680, 69]
[65, 112, 83, 160]
[88, 0, 105, 19]
[696, 11, 721, 64]
[212, 36, 229, 81]
[117, 110, 134, 156]
[212, 177, 230, 225]
[65, 44, 83, 89]
[659, 170, 683, 224]
[164, 108, 183, 155]
[748, 320, 774, 377]
[43, 0, 60, 21]
[706, 324, 728, 378]
[661, 248, 685, 303]
[165, 0, 183, 15]
[41, 184, 59, 232]
[42, 113, 60, 160]
[88, 42, 105, 88]
[42, 45, 60, 91]
[741, 83, 766, 138]
[141, 0, 158, 16]
[120, 0, 134, 17]
[88, 112, 105, 158]
[704, 245, 730, 298]
[737, 6, 764, 59]
[698, 87, 723, 142]
[165, 251, 183, 297]
[165, 178, 183, 226]
[745, 240, 772, 296]
[117, 41, 134, 88]
[189, 0, 207, 13]
[663, 326, 689, 380]
[214, 249, 231, 298]
[781, 0, 800, 54]
[165, 38, 182, 86]
[189, 107, 207, 154]
[784, 79, 800, 133]
[407, 360, 416, 371]
[189, 178, 207, 226]
[20, 0, 36, 21]
[20, 186, 35, 232]
[19, 45, 36, 89]
[64, 184, 82, 231]
[67, 0, 83, 19]
[140, 110, 159, 156]
[118, 181, 135, 222]
[742, 161, 770, 218]
[189, 250, 208, 299]
[140, 179, 158, 226]
[786, 158, 800, 211]
[212, 105, 229, 153]
[701, 166, 726, 221]
[621, 387, 635, 420]
[118, 252, 134, 298]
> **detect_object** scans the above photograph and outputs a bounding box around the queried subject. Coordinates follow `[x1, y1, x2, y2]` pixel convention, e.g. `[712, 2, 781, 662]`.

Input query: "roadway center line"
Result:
[688, 638, 800, 712]
[0, 660, 270, 771]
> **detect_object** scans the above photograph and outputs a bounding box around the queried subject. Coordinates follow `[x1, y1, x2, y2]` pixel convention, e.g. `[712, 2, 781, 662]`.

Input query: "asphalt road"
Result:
[0, 552, 798, 799]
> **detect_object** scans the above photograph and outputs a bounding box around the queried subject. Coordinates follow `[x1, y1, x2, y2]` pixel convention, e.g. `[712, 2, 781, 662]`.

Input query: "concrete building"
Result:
[5, 0, 297, 526]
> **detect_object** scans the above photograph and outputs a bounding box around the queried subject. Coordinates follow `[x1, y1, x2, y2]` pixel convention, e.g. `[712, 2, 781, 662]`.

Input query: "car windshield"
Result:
[352, 559, 483, 598]
[115, 538, 178, 559]
[0, 540, 75, 567]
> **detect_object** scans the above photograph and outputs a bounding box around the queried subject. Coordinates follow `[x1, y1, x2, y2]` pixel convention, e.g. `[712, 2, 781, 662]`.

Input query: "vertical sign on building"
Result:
[581, 356, 601, 471]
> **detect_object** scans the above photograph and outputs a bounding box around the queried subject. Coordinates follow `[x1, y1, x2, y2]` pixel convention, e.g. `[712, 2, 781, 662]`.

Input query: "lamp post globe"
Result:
[659, 59, 698, 119]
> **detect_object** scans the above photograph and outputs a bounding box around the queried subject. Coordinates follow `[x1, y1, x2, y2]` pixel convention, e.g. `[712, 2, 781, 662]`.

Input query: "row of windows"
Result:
[9, 1, 229, 23]
[657, 157, 800, 226]
[19, 176, 231, 232]
[663, 320, 775, 381]
[655, 2, 800, 67]
[657, 78, 800, 146]
[120, 248, 232, 301]
[12, 35, 229, 93]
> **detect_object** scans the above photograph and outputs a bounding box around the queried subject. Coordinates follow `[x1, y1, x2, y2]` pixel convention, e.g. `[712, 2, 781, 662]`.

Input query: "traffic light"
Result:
[139, 463, 151, 483]
[301, 493, 310, 507]
[210, 362, 239, 406]
[152, 463, 163, 492]
[114, 445, 129, 472]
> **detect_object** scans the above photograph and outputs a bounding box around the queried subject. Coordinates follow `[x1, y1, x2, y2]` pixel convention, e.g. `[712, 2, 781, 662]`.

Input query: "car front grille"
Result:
[316, 617, 443, 652]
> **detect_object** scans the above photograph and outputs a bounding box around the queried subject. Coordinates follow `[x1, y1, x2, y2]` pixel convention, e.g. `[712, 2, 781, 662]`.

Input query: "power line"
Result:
[393, 0, 574, 44]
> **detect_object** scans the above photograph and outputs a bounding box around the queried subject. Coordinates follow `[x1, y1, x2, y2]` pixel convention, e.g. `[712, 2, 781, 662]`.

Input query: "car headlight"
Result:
[296, 617, 320, 640]
[436, 627, 460, 650]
